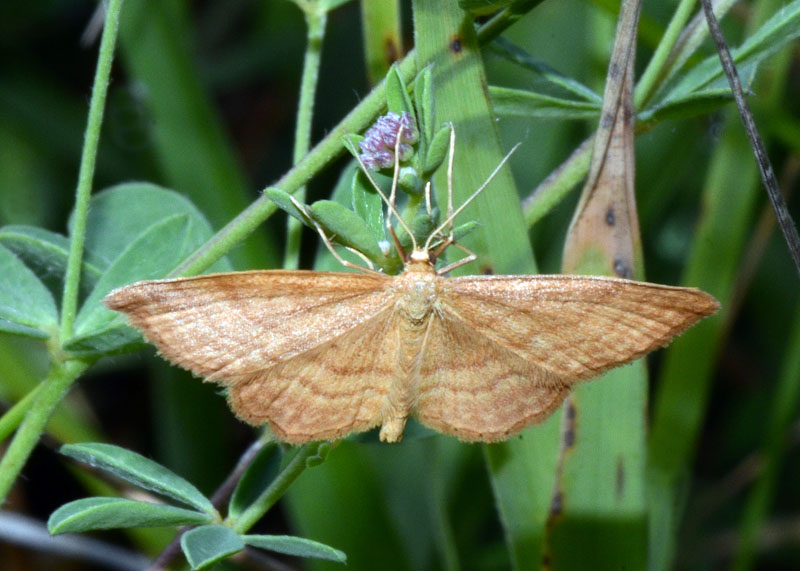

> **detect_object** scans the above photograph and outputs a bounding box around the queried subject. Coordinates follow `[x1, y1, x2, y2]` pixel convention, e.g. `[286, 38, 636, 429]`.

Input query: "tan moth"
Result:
[104, 125, 718, 444]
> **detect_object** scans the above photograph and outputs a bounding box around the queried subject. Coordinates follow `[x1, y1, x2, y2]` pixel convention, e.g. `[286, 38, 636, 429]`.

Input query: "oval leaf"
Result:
[181, 525, 244, 570]
[60, 443, 216, 515]
[385, 64, 414, 116]
[422, 125, 452, 177]
[66, 215, 196, 355]
[48, 497, 211, 534]
[414, 65, 435, 145]
[80, 182, 223, 270]
[351, 168, 385, 243]
[309, 200, 385, 263]
[0, 224, 103, 298]
[243, 534, 347, 564]
[265, 187, 314, 227]
[0, 244, 57, 336]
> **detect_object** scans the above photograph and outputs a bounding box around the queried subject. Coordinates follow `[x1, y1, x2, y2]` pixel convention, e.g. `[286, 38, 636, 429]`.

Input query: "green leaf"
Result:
[452, 220, 479, 241]
[65, 215, 197, 355]
[341, 133, 363, 160]
[80, 182, 221, 269]
[60, 443, 217, 515]
[0, 244, 57, 336]
[48, 497, 212, 534]
[309, 200, 386, 263]
[0, 318, 51, 339]
[265, 187, 315, 228]
[414, 65, 435, 145]
[351, 167, 386, 243]
[489, 37, 602, 103]
[0, 225, 103, 298]
[385, 64, 414, 117]
[656, 0, 800, 105]
[490, 86, 602, 120]
[243, 534, 347, 563]
[228, 443, 282, 520]
[637, 88, 734, 125]
[181, 525, 244, 570]
[422, 125, 452, 177]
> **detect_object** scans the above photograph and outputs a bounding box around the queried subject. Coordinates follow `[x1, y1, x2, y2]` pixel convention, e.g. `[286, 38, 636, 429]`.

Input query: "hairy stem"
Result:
[59, 0, 123, 340]
[0, 359, 90, 504]
[230, 444, 318, 534]
[284, 7, 327, 270]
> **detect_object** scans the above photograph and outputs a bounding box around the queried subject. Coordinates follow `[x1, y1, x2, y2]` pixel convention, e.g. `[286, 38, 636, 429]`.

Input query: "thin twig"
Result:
[147, 438, 268, 570]
[700, 0, 800, 277]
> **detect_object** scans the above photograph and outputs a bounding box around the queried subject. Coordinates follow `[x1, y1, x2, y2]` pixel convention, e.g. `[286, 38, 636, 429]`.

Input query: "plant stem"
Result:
[0, 384, 44, 444]
[633, 0, 697, 108]
[0, 359, 90, 504]
[284, 7, 327, 270]
[230, 444, 317, 534]
[59, 0, 123, 341]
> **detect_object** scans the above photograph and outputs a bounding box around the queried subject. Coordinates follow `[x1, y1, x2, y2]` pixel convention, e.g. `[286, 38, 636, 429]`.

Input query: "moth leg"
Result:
[436, 241, 477, 275]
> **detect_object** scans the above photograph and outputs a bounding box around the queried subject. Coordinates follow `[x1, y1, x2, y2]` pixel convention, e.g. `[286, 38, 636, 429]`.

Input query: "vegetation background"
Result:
[0, 0, 798, 569]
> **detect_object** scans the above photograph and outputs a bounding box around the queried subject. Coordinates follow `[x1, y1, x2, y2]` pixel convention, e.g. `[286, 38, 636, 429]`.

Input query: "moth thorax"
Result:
[395, 270, 438, 325]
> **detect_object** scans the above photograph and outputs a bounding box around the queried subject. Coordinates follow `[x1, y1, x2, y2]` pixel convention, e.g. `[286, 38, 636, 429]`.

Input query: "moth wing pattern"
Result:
[228, 308, 400, 443]
[441, 274, 719, 384]
[104, 270, 393, 387]
[415, 308, 570, 441]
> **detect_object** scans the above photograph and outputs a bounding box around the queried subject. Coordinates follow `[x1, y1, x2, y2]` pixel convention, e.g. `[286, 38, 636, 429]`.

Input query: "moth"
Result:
[105, 127, 718, 444]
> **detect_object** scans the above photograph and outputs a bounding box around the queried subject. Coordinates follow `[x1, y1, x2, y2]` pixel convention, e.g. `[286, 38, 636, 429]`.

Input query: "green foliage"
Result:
[0, 244, 58, 338]
[49, 442, 343, 569]
[60, 443, 216, 514]
[182, 525, 245, 569]
[49, 498, 213, 534]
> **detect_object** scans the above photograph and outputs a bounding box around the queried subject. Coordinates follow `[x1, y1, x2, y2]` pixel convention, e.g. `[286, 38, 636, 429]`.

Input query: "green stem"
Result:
[229, 444, 317, 534]
[0, 384, 44, 444]
[0, 359, 90, 504]
[59, 0, 124, 341]
[170, 9, 532, 278]
[634, 0, 697, 108]
[284, 7, 327, 270]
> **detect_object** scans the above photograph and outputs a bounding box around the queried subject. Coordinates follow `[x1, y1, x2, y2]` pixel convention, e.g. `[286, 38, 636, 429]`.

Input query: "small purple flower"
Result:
[358, 111, 418, 171]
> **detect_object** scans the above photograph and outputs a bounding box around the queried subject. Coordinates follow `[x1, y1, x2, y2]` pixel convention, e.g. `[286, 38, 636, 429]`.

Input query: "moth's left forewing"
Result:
[440, 274, 719, 383]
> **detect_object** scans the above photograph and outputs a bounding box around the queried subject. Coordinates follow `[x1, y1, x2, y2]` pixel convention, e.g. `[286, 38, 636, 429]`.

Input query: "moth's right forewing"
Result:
[441, 275, 719, 383]
[104, 270, 393, 385]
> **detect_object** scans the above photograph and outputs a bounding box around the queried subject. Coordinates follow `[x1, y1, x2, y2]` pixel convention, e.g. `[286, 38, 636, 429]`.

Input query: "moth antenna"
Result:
[424, 181, 433, 215]
[353, 144, 417, 255]
[310, 218, 383, 275]
[288, 194, 312, 220]
[424, 140, 522, 251]
[446, 124, 456, 237]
